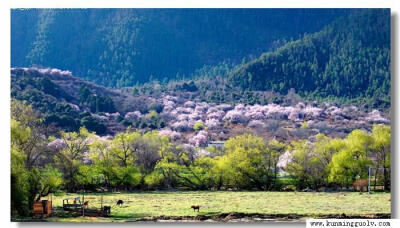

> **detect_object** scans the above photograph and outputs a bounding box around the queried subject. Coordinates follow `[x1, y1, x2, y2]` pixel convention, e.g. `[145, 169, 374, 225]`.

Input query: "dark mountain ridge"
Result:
[11, 8, 349, 87]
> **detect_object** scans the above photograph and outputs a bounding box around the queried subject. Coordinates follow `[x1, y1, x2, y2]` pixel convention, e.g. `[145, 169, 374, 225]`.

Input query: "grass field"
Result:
[41, 191, 391, 222]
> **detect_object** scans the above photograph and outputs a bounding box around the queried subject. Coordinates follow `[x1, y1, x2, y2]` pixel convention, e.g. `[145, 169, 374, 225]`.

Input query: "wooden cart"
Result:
[63, 196, 83, 211]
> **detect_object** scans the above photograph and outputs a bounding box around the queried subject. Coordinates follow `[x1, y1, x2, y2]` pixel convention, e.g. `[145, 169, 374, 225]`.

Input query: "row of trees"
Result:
[11, 99, 391, 217]
[287, 126, 390, 190]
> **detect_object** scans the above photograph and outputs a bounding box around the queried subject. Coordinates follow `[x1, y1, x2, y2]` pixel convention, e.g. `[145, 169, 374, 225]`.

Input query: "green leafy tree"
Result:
[32, 166, 63, 201]
[328, 130, 373, 188]
[76, 165, 104, 191]
[109, 130, 141, 167]
[55, 127, 93, 191]
[286, 140, 314, 190]
[156, 149, 217, 190]
[11, 100, 47, 170]
[224, 134, 269, 189]
[11, 100, 63, 215]
[88, 137, 114, 188]
[113, 166, 141, 190]
[144, 171, 165, 189]
[313, 134, 346, 187]
[11, 138, 29, 216]
[370, 124, 391, 190]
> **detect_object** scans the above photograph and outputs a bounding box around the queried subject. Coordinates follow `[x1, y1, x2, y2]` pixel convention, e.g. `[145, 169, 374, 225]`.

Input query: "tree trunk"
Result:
[374, 167, 378, 190]
[383, 167, 390, 191]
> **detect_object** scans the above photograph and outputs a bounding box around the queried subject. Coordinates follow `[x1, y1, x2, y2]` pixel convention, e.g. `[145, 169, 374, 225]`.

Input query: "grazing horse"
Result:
[353, 179, 368, 192]
[191, 205, 200, 212]
[116, 199, 124, 207]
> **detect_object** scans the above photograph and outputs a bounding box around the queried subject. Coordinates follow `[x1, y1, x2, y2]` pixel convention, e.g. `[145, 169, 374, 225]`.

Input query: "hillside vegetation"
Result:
[12, 9, 347, 87]
[229, 9, 390, 108]
[11, 68, 130, 134]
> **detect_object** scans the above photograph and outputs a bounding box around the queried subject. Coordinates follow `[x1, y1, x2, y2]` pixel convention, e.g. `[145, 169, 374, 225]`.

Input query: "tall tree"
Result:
[11, 100, 63, 215]
[328, 130, 373, 188]
[370, 124, 391, 190]
[55, 127, 93, 191]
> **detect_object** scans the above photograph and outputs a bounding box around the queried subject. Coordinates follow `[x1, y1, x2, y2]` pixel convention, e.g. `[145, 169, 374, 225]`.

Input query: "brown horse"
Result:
[353, 179, 368, 192]
[191, 205, 200, 212]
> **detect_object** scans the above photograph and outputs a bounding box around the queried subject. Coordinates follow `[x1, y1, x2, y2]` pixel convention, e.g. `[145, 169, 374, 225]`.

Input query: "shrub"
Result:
[301, 121, 309, 129]
[193, 122, 205, 131]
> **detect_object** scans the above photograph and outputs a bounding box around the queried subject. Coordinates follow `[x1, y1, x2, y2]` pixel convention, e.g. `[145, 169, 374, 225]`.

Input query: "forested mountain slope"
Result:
[11, 67, 132, 134]
[11, 9, 348, 87]
[228, 9, 390, 108]
[11, 67, 390, 140]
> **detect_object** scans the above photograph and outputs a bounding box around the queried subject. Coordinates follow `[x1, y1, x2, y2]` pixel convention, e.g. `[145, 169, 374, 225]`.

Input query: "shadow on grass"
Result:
[12, 212, 391, 223]
[111, 212, 391, 222]
[106, 213, 152, 222]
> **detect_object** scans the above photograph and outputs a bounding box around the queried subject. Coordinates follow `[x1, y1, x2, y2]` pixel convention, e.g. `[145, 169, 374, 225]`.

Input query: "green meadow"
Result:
[43, 191, 391, 222]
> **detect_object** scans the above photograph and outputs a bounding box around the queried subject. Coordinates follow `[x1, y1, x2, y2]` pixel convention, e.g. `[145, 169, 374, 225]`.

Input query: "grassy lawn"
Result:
[44, 191, 390, 222]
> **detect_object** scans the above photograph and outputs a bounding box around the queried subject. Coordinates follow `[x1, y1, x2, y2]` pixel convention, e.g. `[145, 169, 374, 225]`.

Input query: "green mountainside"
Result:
[11, 9, 391, 120]
[11, 9, 347, 87]
[228, 9, 390, 108]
